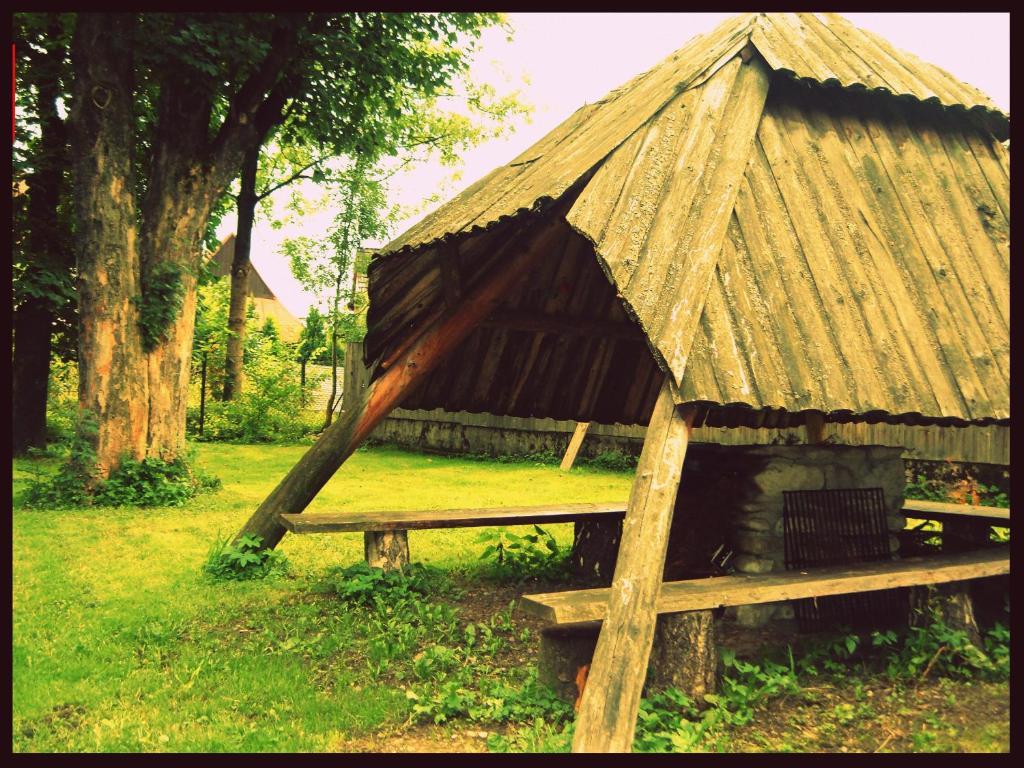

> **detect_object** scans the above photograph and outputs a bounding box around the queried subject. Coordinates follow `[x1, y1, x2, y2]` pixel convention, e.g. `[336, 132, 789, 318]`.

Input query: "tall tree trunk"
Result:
[324, 324, 339, 429]
[198, 351, 208, 437]
[12, 15, 71, 455]
[299, 359, 307, 407]
[223, 143, 260, 401]
[70, 13, 149, 477]
[12, 300, 54, 454]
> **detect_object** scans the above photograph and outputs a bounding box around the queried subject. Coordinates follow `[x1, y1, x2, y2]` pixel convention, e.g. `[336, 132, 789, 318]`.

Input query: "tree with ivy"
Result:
[55, 11, 509, 481]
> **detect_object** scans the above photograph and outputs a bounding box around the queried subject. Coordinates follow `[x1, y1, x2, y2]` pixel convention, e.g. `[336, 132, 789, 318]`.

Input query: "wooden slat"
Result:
[902, 499, 1010, 524]
[480, 311, 643, 341]
[521, 546, 1009, 625]
[559, 422, 591, 471]
[279, 502, 626, 534]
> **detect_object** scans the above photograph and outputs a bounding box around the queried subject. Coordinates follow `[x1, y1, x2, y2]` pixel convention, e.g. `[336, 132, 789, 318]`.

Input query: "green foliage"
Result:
[475, 524, 568, 581]
[21, 436, 220, 510]
[581, 450, 637, 472]
[137, 262, 186, 352]
[204, 533, 289, 581]
[20, 409, 104, 508]
[189, 330, 319, 442]
[407, 668, 570, 726]
[905, 466, 1009, 509]
[44, 356, 79, 445]
[297, 307, 327, 364]
[317, 561, 453, 607]
[458, 449, 561, 467]
[878, 607, 1008, 682]
[487, 718, 575, 753]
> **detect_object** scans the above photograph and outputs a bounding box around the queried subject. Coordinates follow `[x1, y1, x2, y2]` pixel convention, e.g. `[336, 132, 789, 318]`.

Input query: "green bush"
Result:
[581, 450, 637, 472]
[21, 417, 221, 511]
[190, 335, 320, 443]
[203, 533, 289, 581]
[23, 453, 221, 510]
[476, 524, 569, 581]
[45, 356, 78, 446]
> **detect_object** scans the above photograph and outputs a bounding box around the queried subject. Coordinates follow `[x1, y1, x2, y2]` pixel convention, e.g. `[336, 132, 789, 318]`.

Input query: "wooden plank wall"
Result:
[340, 342, 1009, 466]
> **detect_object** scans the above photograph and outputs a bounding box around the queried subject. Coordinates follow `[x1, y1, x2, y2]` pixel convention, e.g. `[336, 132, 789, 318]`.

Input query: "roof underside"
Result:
[366, 12, 1009, 427]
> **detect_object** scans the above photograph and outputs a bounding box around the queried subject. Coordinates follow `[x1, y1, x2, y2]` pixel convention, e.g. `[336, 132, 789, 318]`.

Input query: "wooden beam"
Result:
[480, 311, 644, 341]
[804, 411, 826, 444]
[279, 501, 626, 533]
[521, 546, 1010, 625]
[903, 498, 1010, 523]
[572, 380, 696, 753]
[560, 422, 591, 471]
[233, 213, 566, 550]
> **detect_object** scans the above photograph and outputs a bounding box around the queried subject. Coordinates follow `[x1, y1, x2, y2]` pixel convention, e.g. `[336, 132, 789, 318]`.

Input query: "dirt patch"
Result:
[331, 723, 504, 753]
[19, 703, 88, 741]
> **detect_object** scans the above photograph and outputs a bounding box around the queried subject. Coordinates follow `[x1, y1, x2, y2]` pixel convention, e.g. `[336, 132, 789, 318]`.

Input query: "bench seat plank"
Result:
[903, 499, 1010, 524]
[521, 546, 1009, 625]
[279, 502, 626, 533]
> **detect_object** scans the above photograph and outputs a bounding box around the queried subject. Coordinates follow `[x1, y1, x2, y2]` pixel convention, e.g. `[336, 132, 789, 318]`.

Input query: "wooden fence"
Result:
[338, 343, 1009, 466]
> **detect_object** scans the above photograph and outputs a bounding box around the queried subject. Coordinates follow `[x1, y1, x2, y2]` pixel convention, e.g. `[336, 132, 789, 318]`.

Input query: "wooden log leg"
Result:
[364, 530, 409, 572]
[231, 214, 565, 550]
[572, 381, 695, 753]
[908, 582, 983, 649]
[647, 610, 717, 703]
[569, 517, 622, 585]
[939, 519, 986, 644]
[538, 625, 600, 703]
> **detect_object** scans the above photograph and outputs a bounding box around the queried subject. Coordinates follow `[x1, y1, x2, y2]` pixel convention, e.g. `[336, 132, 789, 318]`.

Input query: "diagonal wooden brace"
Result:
[572, 378, 696, 752]
[233, 213, 567, 550]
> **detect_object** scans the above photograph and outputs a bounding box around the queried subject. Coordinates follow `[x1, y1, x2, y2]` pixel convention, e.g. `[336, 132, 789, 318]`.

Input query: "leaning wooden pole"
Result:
[572, 379, 696, 752]
[234, 216, 560, 550]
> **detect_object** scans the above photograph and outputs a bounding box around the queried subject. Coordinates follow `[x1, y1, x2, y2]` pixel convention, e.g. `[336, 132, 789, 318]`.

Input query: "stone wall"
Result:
[665, 444, 906, 627]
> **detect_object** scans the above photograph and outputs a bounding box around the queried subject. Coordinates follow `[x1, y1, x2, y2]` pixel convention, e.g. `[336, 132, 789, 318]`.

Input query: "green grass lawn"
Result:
[12, 443, 1009, 753]
[12, 443, 632, 752]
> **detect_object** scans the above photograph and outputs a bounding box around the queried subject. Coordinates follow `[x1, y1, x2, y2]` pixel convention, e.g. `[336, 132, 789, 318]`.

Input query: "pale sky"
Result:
[225, 12, 1010, 319]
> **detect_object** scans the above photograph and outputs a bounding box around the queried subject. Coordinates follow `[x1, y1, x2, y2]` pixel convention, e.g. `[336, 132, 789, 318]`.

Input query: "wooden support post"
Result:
[560, 422, 591, 471]
[233, 215, 563, 550]
[572, 380, 696, 753]
[804, 411, 826, 444]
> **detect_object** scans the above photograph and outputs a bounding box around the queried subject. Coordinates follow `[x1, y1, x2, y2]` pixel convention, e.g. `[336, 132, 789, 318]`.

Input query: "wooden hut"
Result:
[236, 12, 1009, 752]
[208, 234, 304, 343]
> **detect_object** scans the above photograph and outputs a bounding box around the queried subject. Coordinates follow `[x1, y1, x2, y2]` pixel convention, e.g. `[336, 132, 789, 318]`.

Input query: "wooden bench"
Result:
[280, 499, 1008, 534]
[902, 499, 1010, 526]
[524, 546, 1009, 703]
[521, 546, 1010, 625]
[278, 501, 626, 534]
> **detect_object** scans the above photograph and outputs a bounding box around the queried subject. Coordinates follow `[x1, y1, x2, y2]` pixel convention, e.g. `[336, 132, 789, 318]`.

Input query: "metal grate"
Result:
[783, 488, 908, 631]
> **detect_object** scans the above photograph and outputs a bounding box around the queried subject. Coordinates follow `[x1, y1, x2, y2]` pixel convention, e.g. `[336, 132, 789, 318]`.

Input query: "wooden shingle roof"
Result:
[367, 13, 1009, 427]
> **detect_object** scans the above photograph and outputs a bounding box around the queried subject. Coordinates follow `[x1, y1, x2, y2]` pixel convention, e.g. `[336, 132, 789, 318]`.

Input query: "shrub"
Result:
[21, 435, 220, 510]
[189, 335, 321, 443]
[582, 450, 637, 472]
[203, 533, 289, 581]
[45, 357, 78, 446]
[476, 524, 569, 581]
